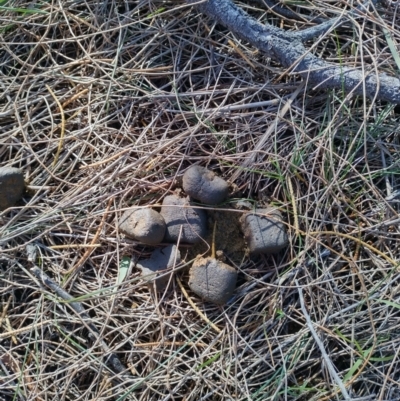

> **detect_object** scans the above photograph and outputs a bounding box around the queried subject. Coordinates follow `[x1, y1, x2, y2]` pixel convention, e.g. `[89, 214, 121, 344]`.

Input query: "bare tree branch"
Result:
[257, 0, 325, 24]
[289, 0, 379, 41]
[187, 0, 400, 104]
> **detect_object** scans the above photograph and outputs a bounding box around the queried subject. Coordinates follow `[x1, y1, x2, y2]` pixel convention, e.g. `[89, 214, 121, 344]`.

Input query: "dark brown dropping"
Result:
[0, 167, 25, 211]
[160, 194, 207, 244]
[137, 245, 181, 291]
[240, 207, 288, 254]
[188, 257, 237, 305]
[183, 165, 228, 205]
[119, 208, 166, 245]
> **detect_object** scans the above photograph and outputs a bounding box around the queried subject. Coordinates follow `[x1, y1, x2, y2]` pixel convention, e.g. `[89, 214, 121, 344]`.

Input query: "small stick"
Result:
[287, 178, 299, 236]
[79, 149, 130, 169]
[61, 88, 89, 110]
[307, 230, 398, 268]
[62, 199, 112, 278]
[49, 244, 101, 250]
[0, 294, 12, 328]
[0, 320, 54, 340]
[176, 276, 221, 334]
[227, 39, 256, 69]
[295, 279, 351, 400]
[211, 220, 217, 259]
[0, 296, 18, 343]
[133, 341, 208, 348]
[46, 85, 65, 168]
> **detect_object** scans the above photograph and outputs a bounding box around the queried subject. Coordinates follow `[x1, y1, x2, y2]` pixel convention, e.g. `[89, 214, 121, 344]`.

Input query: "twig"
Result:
[0, 295, 18, 343]
[258, 0, 325, 23]
[195, 98, 280, 114]
[289, 0, 380, 42]
[133, 341, 208, 348]
[176, 276, 222, 334]
[211, 220, 217, 259]
[0, 320, 54, 339]
[227, 39, 256, 69]
[287, 177, 299, 236]
[187, 0, 400, 103]
[46, 85, 66, 168]
[62, 198, 112, 280]
[49, 244, 101, 249]
[295, 279, 351, 400]
[61, 88, 89, 109]
[79, 149, 130, 169]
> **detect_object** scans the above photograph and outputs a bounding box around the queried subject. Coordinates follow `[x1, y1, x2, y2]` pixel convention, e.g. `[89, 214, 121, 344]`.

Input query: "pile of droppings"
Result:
[119, 165, 289, 304]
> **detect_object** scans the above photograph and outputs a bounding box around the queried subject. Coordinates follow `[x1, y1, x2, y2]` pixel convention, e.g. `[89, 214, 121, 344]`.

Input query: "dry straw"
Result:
[1, 1, 400, 400]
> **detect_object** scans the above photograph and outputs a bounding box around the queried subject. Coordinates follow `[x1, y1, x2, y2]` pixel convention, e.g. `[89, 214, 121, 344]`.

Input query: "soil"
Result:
[186, 209, 247, 266]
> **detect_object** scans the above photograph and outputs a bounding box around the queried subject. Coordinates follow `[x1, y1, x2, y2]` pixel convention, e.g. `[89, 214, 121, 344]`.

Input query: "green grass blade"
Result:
[0, 5, 48, 14]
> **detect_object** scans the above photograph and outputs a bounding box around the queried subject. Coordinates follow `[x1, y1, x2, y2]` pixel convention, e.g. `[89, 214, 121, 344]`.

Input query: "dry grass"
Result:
[1, 1, 400, 400]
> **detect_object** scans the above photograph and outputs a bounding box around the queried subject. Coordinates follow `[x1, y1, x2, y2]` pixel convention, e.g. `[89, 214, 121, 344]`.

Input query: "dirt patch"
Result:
[186, 209, 247, 266]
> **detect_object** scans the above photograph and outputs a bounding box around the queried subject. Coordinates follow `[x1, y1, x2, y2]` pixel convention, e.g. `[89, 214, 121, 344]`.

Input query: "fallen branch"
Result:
[187, 0, 400, 104]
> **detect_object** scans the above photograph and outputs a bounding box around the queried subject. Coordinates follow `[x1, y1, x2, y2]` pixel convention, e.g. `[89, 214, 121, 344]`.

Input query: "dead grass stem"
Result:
[1, 1, 400, 400]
